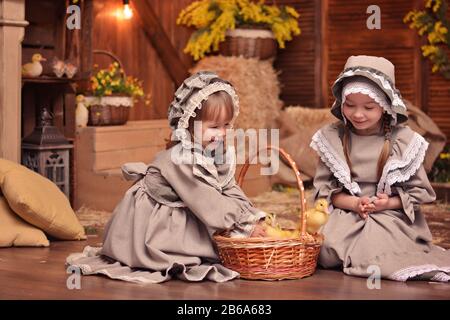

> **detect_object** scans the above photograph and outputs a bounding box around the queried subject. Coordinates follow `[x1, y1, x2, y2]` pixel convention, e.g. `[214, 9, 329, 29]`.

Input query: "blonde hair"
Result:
[166, 91, 234, 149]
[342, 114, 392, 180]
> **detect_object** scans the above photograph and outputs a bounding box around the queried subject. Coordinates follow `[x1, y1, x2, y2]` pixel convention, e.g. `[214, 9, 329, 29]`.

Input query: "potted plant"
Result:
[177, 0, 301, 61]
[84, 61, 145, 126]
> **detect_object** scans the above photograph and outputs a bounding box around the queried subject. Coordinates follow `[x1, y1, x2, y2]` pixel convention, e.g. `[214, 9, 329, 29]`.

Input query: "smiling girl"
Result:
[310, 55, 450, 282]
[66, 71, 266, 284]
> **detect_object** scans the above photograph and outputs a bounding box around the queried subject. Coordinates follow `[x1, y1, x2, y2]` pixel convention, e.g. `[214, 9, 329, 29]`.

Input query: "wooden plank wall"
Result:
[326, 0, 420, 107]
[274, 0, 320, 108]
[91, 0, 193, 121]
[324, 0, 450, 138]
[91, 0, 450, 138]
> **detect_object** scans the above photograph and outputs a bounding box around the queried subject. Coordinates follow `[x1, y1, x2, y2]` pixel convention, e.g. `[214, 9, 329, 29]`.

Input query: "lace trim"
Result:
[229, 210, 267, 238]
[226, 28, 275, 39]
[174, 72, 218, 102]
[341, 84, 397, 124]
[177, 83, 239, 128]
[171, 143, 237, 192]
[431, 272, 450, 282]
[84, 96, 134, 107]
[168, 75, 240, 191]
[389, 264, 450, 282]
[66, 246, 170, 283]
[173, 88, 239, 151]
[310, 130, 361, 195]
[192, 148, 237, 192]
[377, 133, 428, 195]
[335, 67, 407, 125]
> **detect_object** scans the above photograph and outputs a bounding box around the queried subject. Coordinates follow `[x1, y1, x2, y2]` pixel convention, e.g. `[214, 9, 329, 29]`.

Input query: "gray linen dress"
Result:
[66, 146, 265, 283]
[311, 122, 450, 282]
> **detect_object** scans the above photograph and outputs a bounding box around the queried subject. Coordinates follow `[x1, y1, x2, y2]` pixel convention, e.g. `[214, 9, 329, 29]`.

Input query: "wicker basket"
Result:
[86, 50, 132, 126]
[213, 146, 323, 280]
[85, 95, 132, 126]
[218, 28, 277, 60]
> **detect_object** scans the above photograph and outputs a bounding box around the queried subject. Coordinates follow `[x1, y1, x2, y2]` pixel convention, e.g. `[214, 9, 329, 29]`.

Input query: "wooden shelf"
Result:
[21, 76, 84, 84]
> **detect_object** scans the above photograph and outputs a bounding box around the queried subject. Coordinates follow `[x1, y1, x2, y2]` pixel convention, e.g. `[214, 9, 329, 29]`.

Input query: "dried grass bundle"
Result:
[190, 56, 282, 130]
[283, 105, 334, 129]
[76, 206, 111, 234]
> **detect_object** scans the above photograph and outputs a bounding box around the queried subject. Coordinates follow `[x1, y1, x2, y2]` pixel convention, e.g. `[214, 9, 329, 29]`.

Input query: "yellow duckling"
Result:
[22, 53, 46, 77]
[263, 213, 298, 239]
[305, 198, 329, 234]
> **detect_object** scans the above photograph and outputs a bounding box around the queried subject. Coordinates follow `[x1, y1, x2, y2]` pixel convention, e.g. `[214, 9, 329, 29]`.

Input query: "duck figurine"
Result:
[305, 198, 329, 235]
[75, 95, 89, 128]
[22, 53, 46, 77]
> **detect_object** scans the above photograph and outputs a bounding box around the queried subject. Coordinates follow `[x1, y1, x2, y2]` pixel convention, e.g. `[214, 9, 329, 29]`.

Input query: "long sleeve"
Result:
[221, 183, 266, 237]
[392, 164, 436, 224]
[157, 161, 264, 234]
[313, 158, 344, 205]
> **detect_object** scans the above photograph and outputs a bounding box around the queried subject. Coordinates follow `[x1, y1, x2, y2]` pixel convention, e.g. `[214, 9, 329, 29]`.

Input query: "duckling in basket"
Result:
[305, 198, 329, 235]
[262, 199, 330, 239]
[263, 213, 299, 239]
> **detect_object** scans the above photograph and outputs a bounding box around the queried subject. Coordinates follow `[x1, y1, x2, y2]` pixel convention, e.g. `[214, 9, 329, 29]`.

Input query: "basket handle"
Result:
[237, 145, 307, 236]
[92, 49, 127, 79]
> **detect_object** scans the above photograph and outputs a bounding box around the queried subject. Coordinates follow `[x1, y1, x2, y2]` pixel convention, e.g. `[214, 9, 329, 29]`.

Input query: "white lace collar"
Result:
[310, 125, 361, 195]
[377, 129, 429, 195]
[311, 124, 428, 196]
[171, 143, 237, 192]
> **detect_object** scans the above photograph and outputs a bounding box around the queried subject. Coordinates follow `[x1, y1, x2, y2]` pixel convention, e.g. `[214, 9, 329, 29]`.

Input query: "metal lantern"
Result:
[21, 108, 73, 198]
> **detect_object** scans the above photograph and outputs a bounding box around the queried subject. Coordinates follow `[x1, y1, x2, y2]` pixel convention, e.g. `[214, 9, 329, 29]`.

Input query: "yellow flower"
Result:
[433, 0, 442, 12]
[422, 44, 439, 57]
[178, 0, 301, 60]
[88, 59, 148, 106]
[285, 6, 300, 19]
[440, 152, 450, 159]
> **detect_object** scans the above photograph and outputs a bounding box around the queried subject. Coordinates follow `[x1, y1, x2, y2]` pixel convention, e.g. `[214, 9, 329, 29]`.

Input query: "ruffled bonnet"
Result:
[166, 71, 239, 191]
[331, 55, 408, 126]
[167, 71, 240, 149]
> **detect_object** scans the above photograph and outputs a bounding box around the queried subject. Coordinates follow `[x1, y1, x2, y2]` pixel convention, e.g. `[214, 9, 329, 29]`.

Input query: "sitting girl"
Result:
[67, 71, 266, 283]
[311, 55, 450, 282]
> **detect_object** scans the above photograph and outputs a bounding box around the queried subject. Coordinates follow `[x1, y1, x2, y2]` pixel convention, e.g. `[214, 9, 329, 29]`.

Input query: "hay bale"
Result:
[283, 105, 334, 129]
[190, 56, 282, 130]
[76, 206, 111, 233]
[270, 105, 334, 184]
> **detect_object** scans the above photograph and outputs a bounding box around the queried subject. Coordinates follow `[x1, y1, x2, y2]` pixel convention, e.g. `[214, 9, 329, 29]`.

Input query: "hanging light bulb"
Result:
[123, 0, 133, 19]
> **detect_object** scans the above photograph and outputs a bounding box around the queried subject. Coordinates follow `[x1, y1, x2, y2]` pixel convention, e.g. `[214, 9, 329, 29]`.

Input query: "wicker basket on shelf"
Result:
[213, 146, 323, 280]
[218, 28, 277, 60]
[85, 50, 132, 126]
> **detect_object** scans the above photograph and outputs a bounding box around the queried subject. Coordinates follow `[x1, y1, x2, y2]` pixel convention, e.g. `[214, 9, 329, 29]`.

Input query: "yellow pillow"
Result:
[0, 197, 49, 247]
[0, 158, 26, 185]
[2, 168, 86, 240]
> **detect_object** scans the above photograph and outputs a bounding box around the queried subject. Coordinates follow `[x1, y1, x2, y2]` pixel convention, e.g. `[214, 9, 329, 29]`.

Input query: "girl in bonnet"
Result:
[311, 55, 450, 282]
[67, 71, 266, 283]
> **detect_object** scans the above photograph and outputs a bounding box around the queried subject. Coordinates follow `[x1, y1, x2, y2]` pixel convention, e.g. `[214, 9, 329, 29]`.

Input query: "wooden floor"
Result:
[1, 234, 449, 300]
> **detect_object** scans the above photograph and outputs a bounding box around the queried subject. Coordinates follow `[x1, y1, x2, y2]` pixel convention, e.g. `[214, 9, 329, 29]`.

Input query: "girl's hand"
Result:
[371, 193, 389, 212]
[250, 220, 266, 238]
[355, 196, 375, 220]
